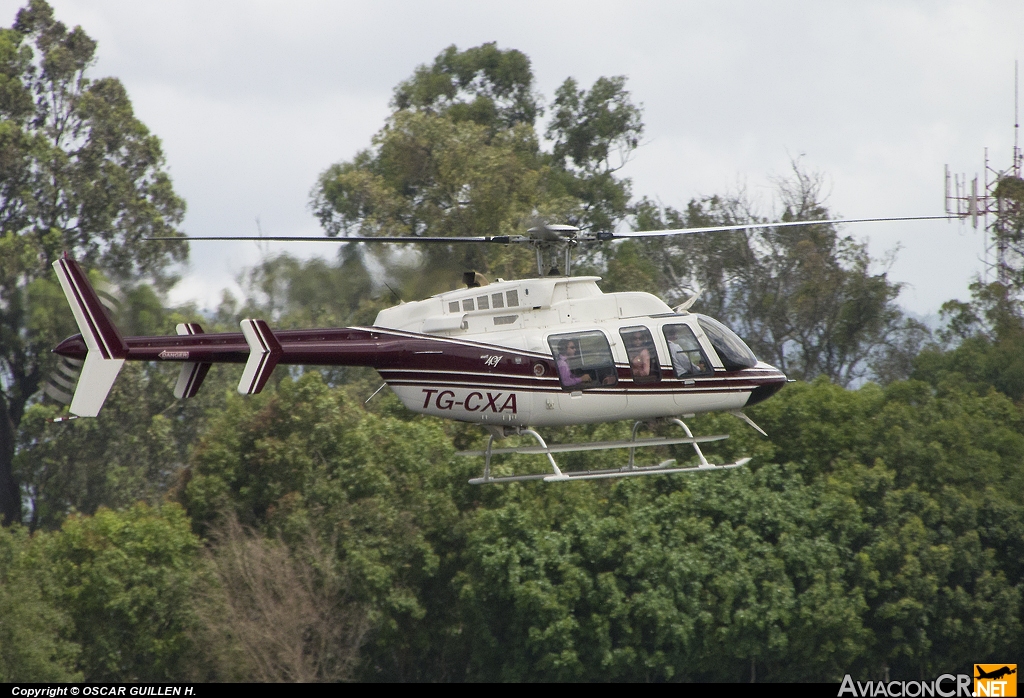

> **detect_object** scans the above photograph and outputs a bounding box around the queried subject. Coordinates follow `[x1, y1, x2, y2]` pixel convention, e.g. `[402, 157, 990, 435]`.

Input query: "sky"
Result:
[3, 0, 1023, 317]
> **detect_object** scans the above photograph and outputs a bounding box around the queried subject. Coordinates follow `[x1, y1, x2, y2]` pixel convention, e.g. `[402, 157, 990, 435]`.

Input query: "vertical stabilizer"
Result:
[52, 255, 127, 416]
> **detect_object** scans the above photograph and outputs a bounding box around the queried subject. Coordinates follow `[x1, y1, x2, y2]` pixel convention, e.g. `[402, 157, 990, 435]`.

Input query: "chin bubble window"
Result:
[548, 331, 618, 389]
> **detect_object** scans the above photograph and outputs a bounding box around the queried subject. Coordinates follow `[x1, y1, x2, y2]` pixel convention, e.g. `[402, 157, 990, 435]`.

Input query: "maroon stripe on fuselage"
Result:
[379, 369, 784, 395]
[381, 378, 775, 396]
[52, 324, 787, 396]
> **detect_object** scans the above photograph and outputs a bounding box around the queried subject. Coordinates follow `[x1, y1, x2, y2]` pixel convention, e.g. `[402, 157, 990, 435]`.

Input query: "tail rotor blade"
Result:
[43, 382, 74, 405]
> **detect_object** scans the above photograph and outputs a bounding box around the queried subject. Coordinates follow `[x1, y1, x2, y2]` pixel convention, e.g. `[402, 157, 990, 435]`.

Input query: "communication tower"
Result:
[945, 61, 1024, 285]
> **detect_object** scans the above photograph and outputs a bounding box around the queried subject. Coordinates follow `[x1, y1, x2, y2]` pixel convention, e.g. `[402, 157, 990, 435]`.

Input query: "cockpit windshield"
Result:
[695, 314, 757, 370]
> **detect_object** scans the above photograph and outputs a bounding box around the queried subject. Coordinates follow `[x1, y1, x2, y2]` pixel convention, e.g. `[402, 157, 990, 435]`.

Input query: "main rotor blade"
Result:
[147, 215, 960, 245]
[606, 215, 958, 239]
[146, 235, 526, 244]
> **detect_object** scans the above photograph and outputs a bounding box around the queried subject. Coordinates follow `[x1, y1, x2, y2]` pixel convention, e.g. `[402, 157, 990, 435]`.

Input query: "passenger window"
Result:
[477, 295, 489, 310]
[462, 298, 474, 312]
[619, 327, 661, 383]
[491, 292, 504, 309]
[662, 324, 711, 377]
[448, 301, 460, 313]
[506, 290, 519, 307]
[548, 331, 618, 389]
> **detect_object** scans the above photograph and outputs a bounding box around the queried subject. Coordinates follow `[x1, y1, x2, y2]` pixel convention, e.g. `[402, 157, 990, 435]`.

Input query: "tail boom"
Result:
[55, 327, 395, 367]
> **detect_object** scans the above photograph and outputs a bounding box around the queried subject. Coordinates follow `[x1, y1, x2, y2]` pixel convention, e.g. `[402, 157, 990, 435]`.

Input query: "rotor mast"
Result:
[528, 224, 580, 276]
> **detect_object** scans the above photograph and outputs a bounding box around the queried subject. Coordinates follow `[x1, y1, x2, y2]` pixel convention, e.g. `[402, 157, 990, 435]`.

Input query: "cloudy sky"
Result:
[4, 0, 1022, 316]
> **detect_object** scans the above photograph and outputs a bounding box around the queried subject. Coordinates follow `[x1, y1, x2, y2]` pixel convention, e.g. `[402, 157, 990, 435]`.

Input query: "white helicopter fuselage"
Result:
[373, 276, 786, 428]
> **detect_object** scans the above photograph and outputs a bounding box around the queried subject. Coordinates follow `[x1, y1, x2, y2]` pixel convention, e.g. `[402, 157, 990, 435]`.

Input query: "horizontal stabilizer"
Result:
[238, 319, 282, 395]
[173, 322, 211, 399]
[456, 433, 729, 458]
[52, 255, 127, 416]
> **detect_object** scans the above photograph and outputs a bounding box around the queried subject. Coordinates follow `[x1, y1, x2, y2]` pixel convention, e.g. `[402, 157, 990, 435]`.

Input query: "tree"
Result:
[195, 513, 368, 682]
[911, 176, 1024, 399]
[991, 175, 1024, 292]
[612, 165, 925, 386]
[179, 371, 472, 679]
[546, 75, 643, 234]
[310, 44, 644, 298]
[173, 363, 1023, 681]
[913, 279, 1024, 401]
[391, 42, 540, 132]
[0, 0, 186, 524]
[0, 523, 80, 681]
[41, 503, 201, 681]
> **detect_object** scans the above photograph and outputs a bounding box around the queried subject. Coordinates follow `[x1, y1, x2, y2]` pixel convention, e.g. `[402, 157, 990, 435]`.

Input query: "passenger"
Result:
[628, 332, 651, 377]
[556, 338, 592, 386]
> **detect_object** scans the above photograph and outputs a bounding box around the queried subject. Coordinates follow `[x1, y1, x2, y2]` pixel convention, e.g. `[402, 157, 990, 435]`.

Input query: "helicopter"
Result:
[50, 215, 949, 484]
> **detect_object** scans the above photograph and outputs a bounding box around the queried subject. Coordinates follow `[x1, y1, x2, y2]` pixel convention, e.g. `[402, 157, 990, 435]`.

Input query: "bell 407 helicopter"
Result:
[50, 215, 948, 484]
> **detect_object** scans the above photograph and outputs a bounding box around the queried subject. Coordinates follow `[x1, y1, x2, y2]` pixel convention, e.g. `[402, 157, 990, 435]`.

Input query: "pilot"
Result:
[664, 326, 695, 376]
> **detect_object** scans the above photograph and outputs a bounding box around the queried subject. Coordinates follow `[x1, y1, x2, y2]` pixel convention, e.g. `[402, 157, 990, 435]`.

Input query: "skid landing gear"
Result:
[462, 418, 750, 485]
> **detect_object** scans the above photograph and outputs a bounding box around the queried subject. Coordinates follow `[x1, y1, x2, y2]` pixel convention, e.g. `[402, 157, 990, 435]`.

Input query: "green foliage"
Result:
[450, 468, 847, 681]
[311, 108, 546, 295]
[41, 502, 201, 681]
[173, 373, 1023, 681]
[914, 280, 1024, 401]
[180, 372, 469, 677]
[391, 42, 539, 131]
[546, 75, 642, 234]
[0, 524, 80, 681]
[310, 43, 644, 299]
[16, 360, 238, 532]
[990, 176, 1024, 292]
[14, 284, 239, 531]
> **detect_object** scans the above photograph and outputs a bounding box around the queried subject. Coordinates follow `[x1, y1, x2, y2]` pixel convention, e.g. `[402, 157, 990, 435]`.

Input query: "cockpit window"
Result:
[695, 314, 757, 370]
[548, 331, 618, 389]
[662, 324, 711, 377]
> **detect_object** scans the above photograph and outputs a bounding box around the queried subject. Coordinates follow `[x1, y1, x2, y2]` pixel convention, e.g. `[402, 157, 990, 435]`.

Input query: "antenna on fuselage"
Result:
[383, 281, 404, 304]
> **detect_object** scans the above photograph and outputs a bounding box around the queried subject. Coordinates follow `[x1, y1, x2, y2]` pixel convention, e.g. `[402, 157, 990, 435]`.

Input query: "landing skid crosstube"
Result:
[459, 419, 751, 484]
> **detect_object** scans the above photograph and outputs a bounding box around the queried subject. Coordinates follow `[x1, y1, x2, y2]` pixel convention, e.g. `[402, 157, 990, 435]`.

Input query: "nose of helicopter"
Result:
[744, 362, 788, 406]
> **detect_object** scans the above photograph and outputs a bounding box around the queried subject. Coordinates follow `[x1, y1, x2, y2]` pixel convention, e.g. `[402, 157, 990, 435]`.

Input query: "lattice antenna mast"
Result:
[1015, 59, 1021, 177]
[945, 61, 1024, 285]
